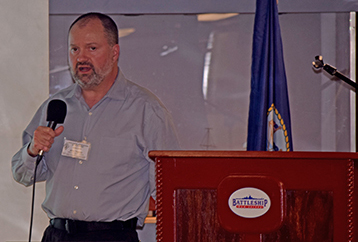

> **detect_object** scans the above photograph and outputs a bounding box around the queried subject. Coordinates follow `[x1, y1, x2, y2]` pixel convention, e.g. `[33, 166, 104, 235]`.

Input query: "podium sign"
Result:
[149, 151, 358, 242]
[217, 175, 285, 234]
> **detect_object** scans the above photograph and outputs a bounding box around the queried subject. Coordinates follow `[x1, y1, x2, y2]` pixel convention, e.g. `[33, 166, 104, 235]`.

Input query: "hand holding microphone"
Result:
[27, 99, 67, 158]
[28, 126, 64, 157]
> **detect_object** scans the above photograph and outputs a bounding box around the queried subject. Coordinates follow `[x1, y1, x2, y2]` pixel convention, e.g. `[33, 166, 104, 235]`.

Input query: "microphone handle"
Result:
[37, 121, 58, 157]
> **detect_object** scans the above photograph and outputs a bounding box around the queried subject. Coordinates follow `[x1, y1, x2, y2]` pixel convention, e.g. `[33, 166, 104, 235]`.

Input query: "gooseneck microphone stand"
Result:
[312, 55, 357, 90]
[312, 55, 358, 152]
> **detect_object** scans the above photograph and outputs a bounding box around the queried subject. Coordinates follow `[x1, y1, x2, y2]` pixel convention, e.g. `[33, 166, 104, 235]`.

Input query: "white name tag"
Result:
[61, 138, 91, 160]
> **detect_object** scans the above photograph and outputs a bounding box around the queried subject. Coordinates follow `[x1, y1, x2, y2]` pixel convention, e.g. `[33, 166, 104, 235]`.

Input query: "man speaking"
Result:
[12, 12, 179, 242]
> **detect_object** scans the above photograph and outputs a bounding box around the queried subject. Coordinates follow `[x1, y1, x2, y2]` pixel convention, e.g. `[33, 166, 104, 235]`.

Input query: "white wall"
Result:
[0, 1, 49, 241]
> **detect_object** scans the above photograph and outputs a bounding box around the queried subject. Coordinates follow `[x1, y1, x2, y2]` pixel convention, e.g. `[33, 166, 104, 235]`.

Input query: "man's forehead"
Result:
[75, 17, 100, 28]
[69, 19, 105, 42]
[69, 18, 104, 36]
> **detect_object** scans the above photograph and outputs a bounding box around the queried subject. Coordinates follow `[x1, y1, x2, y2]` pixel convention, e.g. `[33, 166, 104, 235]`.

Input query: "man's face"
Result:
[68, 18, 118, 89]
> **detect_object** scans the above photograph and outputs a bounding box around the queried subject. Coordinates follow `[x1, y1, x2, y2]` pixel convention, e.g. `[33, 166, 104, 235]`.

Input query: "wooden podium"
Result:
[149, 151, 358, 242]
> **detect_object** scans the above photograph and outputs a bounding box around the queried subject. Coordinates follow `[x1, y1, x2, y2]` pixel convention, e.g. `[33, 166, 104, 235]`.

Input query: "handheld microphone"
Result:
[29, 99, 67, 242]
[38, 99, 67, 157]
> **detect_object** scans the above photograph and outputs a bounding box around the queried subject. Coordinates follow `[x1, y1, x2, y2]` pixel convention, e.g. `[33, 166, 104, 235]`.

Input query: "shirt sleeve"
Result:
[11, 103, 49, 187]
[142, 102, 180, 199]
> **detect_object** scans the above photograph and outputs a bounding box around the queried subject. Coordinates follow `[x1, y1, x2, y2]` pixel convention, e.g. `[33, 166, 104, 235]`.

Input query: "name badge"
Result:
[61, 138, 91, 160]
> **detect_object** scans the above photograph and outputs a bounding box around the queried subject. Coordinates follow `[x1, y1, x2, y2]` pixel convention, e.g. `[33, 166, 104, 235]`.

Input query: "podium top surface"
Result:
[149, 150, 358, 160]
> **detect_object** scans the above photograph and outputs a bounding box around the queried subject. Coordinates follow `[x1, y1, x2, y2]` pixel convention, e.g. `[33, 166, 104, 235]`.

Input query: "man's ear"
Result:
[112, 44, 120, 62]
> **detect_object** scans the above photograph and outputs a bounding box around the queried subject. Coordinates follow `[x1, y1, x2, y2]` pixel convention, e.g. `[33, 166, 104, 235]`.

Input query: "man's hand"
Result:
[27, 126, 64, 157]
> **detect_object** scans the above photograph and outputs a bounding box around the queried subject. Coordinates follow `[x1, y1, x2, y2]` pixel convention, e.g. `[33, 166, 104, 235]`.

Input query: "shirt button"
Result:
[89, 112, 93, 116]
[79, 160, 83, 165]
[73, 210, 77, 214]
[74, 186, 79, 190]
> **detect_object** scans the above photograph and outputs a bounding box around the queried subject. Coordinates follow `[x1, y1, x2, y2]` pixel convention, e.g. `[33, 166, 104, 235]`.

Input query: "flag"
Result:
[247, 0, 293, 151]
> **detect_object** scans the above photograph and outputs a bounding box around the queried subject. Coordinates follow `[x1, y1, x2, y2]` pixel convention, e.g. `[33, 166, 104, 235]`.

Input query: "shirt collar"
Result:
[105, 70, 126, 101]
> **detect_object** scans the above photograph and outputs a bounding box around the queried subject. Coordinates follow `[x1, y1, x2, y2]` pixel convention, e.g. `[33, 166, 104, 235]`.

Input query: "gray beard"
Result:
[70, 62, 104, 89]
[73, 71, 104, 90]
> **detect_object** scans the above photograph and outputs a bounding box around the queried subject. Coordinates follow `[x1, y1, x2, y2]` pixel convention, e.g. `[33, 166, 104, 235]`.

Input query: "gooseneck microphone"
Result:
[37, 99, 67, 158]
[29, 99, 66, 242]
[312, 55, 357, 90]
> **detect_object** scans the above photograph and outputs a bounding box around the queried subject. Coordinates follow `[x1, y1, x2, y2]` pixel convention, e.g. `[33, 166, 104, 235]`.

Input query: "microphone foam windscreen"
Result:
[46, 99, 67, 123]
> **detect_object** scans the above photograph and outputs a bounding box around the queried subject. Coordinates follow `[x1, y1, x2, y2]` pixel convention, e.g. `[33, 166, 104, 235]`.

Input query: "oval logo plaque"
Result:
[228, 187, 271, 218]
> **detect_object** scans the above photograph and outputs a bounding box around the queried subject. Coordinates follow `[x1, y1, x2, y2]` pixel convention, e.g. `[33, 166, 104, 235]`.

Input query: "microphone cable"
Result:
[28, 155, 44, 242]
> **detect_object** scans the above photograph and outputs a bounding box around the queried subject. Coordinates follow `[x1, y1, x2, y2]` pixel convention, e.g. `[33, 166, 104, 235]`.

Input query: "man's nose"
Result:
[76, 51, 89, 62]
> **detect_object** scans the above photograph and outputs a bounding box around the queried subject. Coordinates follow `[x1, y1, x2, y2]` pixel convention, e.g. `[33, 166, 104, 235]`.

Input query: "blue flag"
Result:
[247, 0, 293, 151]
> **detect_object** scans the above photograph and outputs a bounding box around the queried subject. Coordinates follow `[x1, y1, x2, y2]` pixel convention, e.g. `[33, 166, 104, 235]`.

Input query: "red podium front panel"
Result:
[149, 151, 358, 242]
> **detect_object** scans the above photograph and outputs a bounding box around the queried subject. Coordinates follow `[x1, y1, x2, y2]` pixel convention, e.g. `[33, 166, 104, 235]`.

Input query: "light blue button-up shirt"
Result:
[12, 70, 179, 225]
